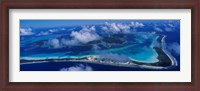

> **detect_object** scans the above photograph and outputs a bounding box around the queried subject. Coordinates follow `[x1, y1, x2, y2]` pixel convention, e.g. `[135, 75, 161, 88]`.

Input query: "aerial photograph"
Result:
[20, 20, 180, 71]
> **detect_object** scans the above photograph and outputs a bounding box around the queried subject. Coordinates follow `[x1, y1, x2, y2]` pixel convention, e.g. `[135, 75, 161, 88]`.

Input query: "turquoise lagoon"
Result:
[21, 32, 159, 63]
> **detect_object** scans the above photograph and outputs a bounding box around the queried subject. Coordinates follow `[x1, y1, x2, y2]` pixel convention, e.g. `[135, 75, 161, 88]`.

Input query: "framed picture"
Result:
[1, 0, 199, 91]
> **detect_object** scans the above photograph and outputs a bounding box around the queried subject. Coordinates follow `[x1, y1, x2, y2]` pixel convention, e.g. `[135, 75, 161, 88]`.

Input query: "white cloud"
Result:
[68, 27, 76, 31]
[47, 38, 61, 48]
[102, 22, 144, 34]
[37, 31, 49, 36]
[101, 26, 108, 31]
[154, 27, 163, 32]
[61, 38, 79, 46]
[134, 32, 154, 41]
[20, 28, 34, 36]
[167, 42, 180, 56]
[70, 26, 101, 43]
[80, 26, 96, 32]
[153, 24, 163, 32]
[45, 26, 101, 48]
[43, 22, 145, 48]
[60, 28, 66, 30]
[37, 28, 58, 36]
[49, 29, 58, 33]
[44, 26, 101, 48]
[131, 21, 144, 27]
[168, 24, 175, 27]
[110, 23, 121, 32]
[102, 22, 127, 33]
[60, 64, 93, 71]
[164, 23, 176, 32]
[165, 27, 173, 32]
[154, 23, 176, 32]
[71, 31, 100, 43]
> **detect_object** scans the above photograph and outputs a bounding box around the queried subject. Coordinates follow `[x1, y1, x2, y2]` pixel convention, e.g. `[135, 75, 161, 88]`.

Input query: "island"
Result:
[20, 34, 177, 70]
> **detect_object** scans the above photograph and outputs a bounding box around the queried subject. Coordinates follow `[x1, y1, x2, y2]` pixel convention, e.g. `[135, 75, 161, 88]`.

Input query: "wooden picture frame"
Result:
[1, 0, 199, 91]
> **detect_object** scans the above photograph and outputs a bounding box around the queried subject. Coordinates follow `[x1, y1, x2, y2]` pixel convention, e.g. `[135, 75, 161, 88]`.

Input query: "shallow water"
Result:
[21, 33, 159, 63]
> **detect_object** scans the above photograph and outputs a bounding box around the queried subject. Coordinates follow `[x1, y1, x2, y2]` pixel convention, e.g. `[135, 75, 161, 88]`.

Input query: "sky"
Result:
[20, 20, 134, 28]
[20, 20, 179, 28]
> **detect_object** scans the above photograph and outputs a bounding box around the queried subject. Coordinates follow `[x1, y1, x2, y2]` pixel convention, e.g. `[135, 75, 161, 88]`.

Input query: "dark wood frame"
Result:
[0, 0, 199, 91]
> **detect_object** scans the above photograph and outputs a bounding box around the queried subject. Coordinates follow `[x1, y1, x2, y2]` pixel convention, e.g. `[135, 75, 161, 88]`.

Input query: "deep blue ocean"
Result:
[20, 61, 179, 71]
